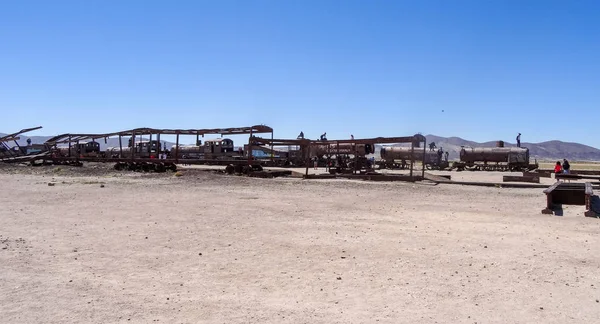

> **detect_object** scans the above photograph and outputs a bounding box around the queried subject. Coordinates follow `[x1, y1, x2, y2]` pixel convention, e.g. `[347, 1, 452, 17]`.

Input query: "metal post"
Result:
[410, 138, 415, 179]
[327, 144, 331, 173]
[175, 133, 180, 164]
[119, 135, 123, 159]
[422, 138, 426, 179]
[75, 140, 80, 162]
[305, 142, 310, 177]
[149, 133, 153, 158]
[270, 131, 274, 163]
[336, 141, 340, 173]
[157, 133, 161, 158]
[247, 130, 253, 165]
[68, 136, 72, 158]
[131, 131, 136, 162]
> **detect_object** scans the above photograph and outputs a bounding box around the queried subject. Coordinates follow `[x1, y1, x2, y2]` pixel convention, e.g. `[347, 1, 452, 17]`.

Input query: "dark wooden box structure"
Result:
[542, 182, 596, 217]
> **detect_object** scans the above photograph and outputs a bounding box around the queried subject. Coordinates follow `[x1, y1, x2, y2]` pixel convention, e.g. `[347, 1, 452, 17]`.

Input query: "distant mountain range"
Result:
[3, 132, 600, 161]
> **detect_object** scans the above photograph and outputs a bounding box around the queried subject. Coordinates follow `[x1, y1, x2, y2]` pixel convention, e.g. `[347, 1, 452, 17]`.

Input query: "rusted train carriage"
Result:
[453, 146, 537, 171]
[171, 138, 241, 161]
[55, 141, 101, 158]
[105, 140, 160, 158]
[379, 147, 449, 170]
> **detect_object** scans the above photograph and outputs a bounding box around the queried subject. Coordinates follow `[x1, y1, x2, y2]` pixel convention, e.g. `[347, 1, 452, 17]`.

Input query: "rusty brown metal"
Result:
[251, 134, 426, 178]
[44, 125, 273, 145]
[0, 126, 42, 143]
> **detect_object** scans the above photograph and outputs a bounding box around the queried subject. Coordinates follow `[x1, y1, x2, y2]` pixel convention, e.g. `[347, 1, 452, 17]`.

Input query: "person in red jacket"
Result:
[554, 161, 562, 174]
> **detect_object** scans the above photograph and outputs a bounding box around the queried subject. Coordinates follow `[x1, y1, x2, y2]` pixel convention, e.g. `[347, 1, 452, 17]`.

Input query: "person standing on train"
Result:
[516, 133, 521, 147]
[562, 159, 570, 174]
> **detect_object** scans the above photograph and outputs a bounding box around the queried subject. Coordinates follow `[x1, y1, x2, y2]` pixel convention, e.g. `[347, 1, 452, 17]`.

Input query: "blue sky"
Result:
[1, 0, 599, 147]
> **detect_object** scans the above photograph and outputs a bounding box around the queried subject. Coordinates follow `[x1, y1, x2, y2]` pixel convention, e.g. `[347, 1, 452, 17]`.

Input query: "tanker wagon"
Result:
[379, 147, 449, 170]
[454, 146, 537, 171]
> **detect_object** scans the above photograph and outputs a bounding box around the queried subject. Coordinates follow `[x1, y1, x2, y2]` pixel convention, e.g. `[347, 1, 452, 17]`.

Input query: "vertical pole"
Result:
[247, 130, 253, 165]
[422, 137, 426, 179]
[327, 144, 330, 173]
[175, 133, 180, 164]
[131, 131, 136, 162]
[410, 137, 414, 179]
[305, 142, 310, 177]
[75, 140, 80, 162]
[196, 133, 199, 146]
[119, 135, 123, 159]
[68, 135, 72, 158]
[157, 133, 161, 158]
[270, 131, 274, 163]
[149, 133, 153, 158]
[336, 141, 340, 173]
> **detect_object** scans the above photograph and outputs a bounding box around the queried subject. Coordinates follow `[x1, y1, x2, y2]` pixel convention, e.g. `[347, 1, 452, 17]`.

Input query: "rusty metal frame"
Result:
[43, 125, 273, 166]
[0, 126, 45, 161]
[44, 125, 273, 145]
[250, 134, 427, 180]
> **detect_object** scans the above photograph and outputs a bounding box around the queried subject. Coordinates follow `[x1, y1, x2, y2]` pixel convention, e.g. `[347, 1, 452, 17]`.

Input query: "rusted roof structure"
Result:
[250, 134, 426, 146]
[0, 126, 43, 143]
[45, 125, 273, 145]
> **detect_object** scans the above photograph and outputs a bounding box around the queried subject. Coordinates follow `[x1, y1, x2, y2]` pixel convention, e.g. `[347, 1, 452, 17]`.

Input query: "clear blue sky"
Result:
[1, 0, 599, 147]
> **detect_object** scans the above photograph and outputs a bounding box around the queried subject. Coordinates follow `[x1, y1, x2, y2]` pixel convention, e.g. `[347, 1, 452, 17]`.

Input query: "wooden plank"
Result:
[524, 171, 551, 178]
[503, 175, 540, 183]
[543, 182, 561, 194]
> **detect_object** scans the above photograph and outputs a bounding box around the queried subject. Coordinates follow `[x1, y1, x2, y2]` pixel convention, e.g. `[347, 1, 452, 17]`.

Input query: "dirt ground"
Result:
[1, 164, 600, 324]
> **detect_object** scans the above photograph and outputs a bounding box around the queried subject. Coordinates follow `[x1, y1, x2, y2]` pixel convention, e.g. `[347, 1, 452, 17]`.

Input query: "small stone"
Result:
[69, 280, 73, 282]
[145, 237, 148, 239]
[484, 246, 488, 248]
[336, 277, 342, 280]
[100, 184, 105, 188]
[199, 253, 202, 256]
[48, 183, 55, 186]
[540, 307, 544, 310]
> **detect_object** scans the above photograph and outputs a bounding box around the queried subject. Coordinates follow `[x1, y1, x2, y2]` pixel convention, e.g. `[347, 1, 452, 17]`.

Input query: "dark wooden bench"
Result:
[542, 182, 596, 217]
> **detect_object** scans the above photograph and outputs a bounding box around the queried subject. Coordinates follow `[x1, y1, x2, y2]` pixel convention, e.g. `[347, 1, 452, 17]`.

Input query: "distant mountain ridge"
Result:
[2, 132, 600, 161]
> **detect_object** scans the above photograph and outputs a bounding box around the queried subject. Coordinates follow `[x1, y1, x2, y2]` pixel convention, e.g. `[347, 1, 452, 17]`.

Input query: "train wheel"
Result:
[155, 163, 167, 173]
[234, 164, 243, 174]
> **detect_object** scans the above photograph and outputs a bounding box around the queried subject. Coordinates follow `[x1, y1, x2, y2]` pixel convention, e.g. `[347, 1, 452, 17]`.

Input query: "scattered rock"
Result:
[48, 183, 55, 186]
[336, 277, 342, 280]
[539, 307, 544, 310]
[199, 253, 202, 256]
[484, 246, 488, 248]
[100, 184, 105, 188]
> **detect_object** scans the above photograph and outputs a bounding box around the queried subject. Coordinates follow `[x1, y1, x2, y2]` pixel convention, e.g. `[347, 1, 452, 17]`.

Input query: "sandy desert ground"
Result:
[1, 164, 600, 324]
